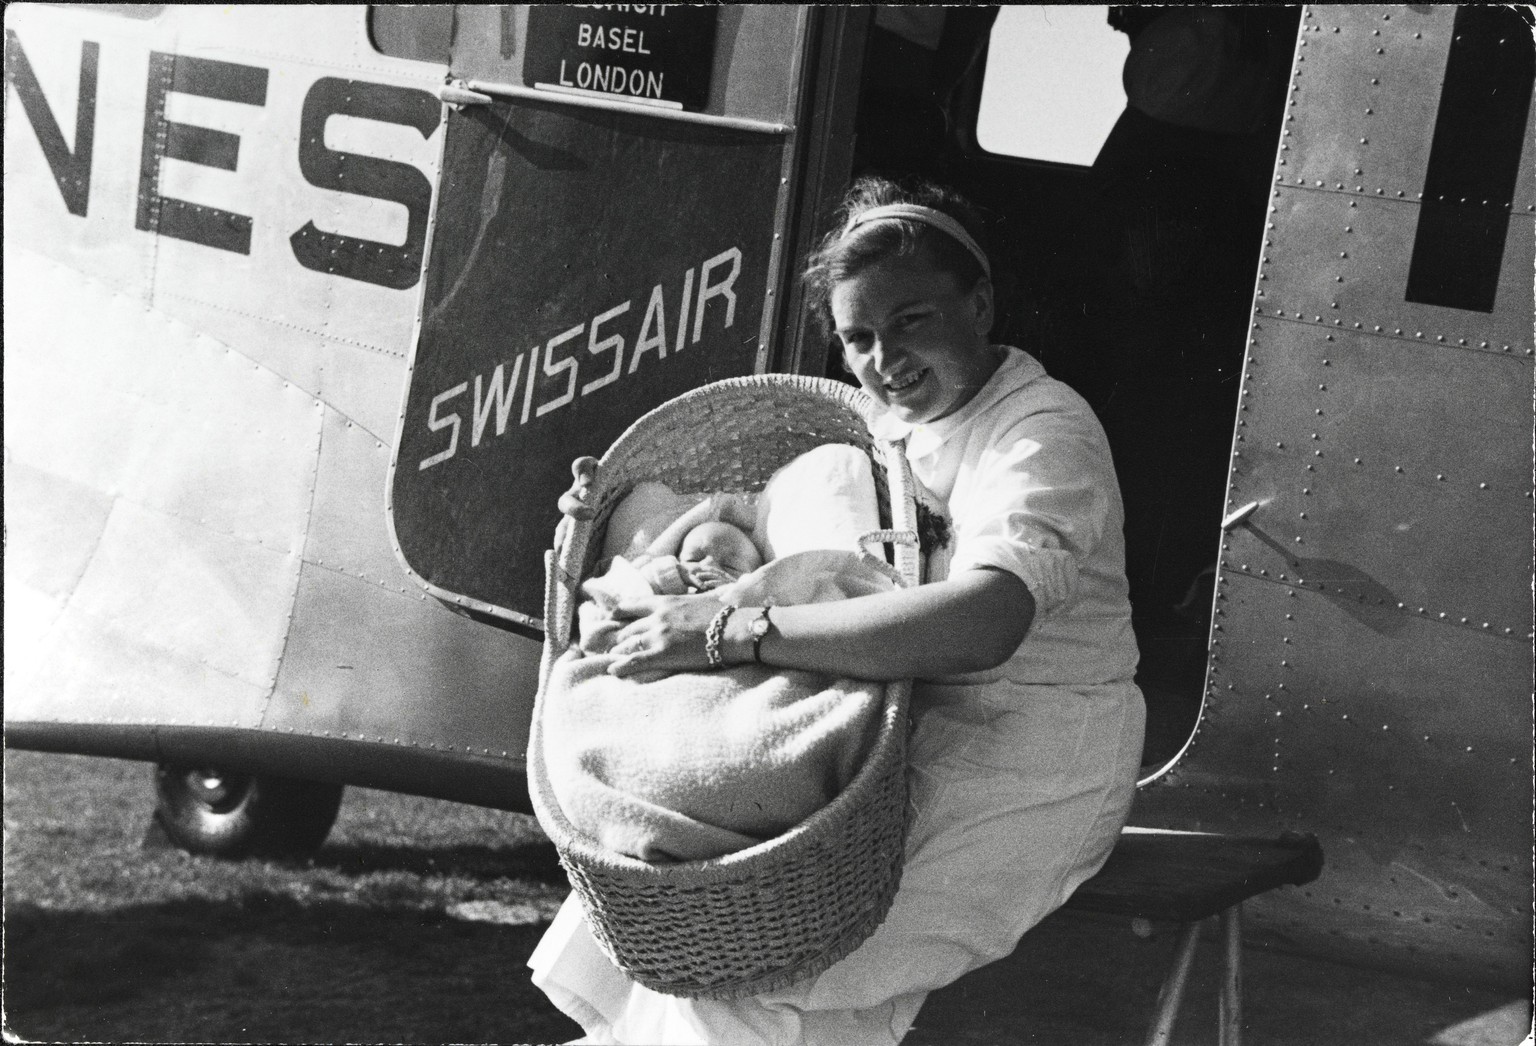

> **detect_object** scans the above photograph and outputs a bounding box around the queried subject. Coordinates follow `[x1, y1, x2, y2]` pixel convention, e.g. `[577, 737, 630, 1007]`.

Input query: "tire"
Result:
[152, 764, 344, 859]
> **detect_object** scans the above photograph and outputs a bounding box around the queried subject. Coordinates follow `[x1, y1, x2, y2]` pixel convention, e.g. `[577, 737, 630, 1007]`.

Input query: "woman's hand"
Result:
[607, 594, 733, 678]
[553, 456, 600, 552]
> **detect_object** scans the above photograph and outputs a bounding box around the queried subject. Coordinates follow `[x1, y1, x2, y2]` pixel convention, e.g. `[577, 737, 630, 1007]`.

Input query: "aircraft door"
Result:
[388, 6, 814, 625]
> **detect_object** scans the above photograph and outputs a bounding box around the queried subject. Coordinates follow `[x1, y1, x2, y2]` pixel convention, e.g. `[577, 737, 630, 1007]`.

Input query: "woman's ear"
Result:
[971, 276, 995, 336]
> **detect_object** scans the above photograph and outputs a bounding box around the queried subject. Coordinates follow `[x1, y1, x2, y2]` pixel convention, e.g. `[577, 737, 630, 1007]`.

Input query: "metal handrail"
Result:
[437, 78, 792, 135]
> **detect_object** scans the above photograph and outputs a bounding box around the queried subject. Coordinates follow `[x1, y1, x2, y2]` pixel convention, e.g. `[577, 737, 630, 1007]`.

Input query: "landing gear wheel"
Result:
[152, 764, 344, 859]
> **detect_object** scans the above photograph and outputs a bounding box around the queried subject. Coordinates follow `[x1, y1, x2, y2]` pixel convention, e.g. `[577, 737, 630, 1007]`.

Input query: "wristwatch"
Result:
[747, 606, 774, 663]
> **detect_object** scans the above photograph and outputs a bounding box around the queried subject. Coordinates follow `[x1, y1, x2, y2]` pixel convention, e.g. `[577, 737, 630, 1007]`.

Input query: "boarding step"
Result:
[1064, 828, 1324, 1046]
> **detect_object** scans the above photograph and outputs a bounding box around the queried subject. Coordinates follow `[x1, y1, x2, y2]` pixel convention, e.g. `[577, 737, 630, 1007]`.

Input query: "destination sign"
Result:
[524, 5, 719, 112]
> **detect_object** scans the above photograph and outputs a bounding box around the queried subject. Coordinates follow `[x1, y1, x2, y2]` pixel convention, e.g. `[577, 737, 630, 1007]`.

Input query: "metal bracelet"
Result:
[704, 604, 737, 668]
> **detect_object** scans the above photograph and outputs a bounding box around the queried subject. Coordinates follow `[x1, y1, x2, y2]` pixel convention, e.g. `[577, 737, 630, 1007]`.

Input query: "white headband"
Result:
[847, 203, 991, 279]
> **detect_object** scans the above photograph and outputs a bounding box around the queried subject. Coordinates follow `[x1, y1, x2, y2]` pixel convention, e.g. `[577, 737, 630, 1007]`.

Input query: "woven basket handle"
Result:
[857, 529, 919, 588]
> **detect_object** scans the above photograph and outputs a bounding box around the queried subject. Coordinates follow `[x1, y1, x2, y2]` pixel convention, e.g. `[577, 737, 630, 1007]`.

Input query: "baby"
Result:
[643, 520, 764, 594]
[578, 510, 765, 654]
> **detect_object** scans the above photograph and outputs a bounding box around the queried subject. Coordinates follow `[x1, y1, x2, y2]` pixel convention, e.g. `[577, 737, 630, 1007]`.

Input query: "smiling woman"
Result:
[534, 176, 1146, 1046]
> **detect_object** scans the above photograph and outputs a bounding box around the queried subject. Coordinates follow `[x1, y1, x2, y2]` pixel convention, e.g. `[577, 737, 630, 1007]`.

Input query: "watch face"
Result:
[751, 612, 771, 638]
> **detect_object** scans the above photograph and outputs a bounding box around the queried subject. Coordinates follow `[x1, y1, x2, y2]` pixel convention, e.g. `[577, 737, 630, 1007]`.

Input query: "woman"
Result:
[531, 177, 1145, 1045]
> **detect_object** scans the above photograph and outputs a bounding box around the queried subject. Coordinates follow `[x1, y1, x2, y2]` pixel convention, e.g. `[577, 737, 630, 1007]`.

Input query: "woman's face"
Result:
[830, 248, 997, 426]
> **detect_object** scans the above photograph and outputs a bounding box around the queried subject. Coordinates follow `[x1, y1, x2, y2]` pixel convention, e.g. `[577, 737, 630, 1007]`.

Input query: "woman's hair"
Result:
[802, 176, 992, 334]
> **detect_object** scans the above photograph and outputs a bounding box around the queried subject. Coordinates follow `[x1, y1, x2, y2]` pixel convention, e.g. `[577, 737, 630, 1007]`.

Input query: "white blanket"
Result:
[543, 550, 897, 863]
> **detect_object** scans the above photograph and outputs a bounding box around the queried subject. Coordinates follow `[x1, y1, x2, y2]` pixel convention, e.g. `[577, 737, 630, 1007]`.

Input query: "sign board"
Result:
[390, 104, 783, 623]
[524, 5, 720, 112]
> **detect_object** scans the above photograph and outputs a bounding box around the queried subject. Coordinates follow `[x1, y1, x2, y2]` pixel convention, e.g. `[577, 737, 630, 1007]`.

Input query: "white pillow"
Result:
[752, 444, 880, 560]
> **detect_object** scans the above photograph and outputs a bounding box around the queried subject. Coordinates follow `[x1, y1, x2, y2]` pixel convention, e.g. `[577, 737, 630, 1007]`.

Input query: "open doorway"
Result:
[837, 5, 1302, 776]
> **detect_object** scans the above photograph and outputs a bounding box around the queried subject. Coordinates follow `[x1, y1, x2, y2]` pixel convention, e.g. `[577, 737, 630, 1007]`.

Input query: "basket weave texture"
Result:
[531, 374, 921, 1000]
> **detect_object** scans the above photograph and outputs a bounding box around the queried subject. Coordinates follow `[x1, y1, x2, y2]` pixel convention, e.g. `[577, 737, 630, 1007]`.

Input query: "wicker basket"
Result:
[530, 374, 922, 1000]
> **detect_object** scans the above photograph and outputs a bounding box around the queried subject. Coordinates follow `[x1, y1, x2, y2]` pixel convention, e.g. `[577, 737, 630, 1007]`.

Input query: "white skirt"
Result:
[529, 677, 1145, 1046]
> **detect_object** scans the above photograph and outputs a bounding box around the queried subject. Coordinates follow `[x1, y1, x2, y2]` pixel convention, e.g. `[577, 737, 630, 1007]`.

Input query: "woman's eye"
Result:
[896, 312, 930, 330]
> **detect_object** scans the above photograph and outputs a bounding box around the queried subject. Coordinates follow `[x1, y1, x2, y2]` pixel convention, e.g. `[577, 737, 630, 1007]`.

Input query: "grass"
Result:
[6, 751, 1525, 1045]
[3, 750, 582, 1044]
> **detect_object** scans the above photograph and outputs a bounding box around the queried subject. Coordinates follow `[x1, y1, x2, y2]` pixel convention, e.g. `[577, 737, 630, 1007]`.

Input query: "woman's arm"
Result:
[607, 567, 1034, 681]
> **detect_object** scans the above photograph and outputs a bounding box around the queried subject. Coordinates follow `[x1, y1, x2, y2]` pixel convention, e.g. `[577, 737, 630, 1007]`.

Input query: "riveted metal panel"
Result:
[1135, 4, 1535, 989]
[1283, 6, 1453, 198]
[1257, 190, 1534, 358]
[267, 564, 541, 761]
[6, 498, 296, 728]
[305, 404, 406, 585]
[7, 601, 273, 731]
[2, 458, 116, 710]
[1150, 571, 1531, 982]
[1284, 7, 1535, 209]
[4, 251, 326, 554]
[3, 5, 159, 300]
[73, 500, 302, 694]
[1224, 322, 1529, 630]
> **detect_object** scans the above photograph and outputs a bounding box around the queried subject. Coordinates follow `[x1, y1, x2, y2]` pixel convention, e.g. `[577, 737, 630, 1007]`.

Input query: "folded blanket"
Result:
[544, 550, 897, 863]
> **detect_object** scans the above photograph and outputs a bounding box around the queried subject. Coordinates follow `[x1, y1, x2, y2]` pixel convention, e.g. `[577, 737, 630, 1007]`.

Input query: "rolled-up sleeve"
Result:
[946, 406, 1116, 616]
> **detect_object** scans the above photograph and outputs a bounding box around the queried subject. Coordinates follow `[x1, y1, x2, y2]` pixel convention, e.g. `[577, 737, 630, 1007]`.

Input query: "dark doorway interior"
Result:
[834, 5, 1303, 774]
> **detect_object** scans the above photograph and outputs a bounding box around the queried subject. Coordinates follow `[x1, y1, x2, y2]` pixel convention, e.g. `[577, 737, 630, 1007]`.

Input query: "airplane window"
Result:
[976, 6, 1129, 167]
[368, 5, 453, 65]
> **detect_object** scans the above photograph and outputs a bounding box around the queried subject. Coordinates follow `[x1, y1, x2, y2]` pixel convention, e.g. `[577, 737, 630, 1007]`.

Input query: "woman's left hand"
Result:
[607, 594, 730, 678]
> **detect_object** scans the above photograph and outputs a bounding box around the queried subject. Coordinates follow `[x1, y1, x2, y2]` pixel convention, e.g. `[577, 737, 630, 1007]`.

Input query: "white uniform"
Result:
[530, 348, 1145, 1045]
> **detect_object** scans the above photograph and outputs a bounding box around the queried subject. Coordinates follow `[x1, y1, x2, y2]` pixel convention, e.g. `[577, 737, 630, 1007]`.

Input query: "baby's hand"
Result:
[684, 564, 738, 591]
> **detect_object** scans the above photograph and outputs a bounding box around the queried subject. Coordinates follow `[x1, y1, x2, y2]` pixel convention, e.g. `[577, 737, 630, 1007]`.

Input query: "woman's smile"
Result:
[883, 368, 927, 394]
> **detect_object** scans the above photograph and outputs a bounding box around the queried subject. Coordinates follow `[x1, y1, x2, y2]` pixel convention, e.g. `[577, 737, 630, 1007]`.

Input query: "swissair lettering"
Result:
[418, 248, 742, 470]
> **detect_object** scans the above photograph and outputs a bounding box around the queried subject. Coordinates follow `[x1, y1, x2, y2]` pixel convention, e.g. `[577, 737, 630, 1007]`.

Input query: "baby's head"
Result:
[678, 521, 763, 581]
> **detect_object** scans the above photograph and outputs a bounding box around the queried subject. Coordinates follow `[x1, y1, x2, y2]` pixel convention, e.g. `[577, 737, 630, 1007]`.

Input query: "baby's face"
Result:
[679, 522, 763, 580]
